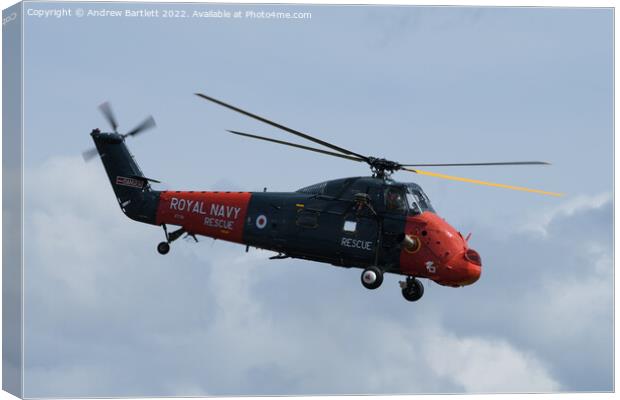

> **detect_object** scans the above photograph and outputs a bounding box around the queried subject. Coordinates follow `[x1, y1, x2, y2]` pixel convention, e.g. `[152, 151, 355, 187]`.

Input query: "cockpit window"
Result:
[384, 187, 407, 213]
[405, 184, 435, 214]
[406, 192, 424, 215]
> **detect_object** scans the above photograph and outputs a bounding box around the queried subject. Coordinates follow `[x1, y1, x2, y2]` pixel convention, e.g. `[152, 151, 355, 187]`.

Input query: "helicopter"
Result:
[83, 93, 562, 302]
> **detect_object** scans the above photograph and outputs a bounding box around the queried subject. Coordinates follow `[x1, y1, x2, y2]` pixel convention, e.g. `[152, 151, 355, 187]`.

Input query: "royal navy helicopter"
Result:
[83, 93, 561, 302]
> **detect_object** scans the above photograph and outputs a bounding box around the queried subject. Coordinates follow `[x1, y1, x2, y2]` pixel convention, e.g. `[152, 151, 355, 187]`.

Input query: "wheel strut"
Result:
[157, 224, 186, 255]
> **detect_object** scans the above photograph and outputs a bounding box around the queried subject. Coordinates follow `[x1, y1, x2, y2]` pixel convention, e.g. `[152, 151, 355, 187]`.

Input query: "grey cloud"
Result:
[437, 196, 613, 391]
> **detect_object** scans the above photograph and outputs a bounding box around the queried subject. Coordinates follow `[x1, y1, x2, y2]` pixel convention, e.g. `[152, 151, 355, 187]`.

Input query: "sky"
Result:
[9, 2, 614, 397]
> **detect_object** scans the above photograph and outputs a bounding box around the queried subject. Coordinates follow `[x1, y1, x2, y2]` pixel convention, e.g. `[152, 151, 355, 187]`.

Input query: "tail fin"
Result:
[90, 129, 160, 225]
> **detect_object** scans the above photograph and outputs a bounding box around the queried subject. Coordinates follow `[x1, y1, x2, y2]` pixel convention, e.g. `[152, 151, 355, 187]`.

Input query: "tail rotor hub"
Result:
[82, 102, 156, 162]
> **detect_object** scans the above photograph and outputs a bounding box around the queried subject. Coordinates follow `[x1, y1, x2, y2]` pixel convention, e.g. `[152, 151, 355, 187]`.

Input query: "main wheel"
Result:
[361, 266, 383, 290]
[402, 278, 424, 302]
[157, 241, 170, 255]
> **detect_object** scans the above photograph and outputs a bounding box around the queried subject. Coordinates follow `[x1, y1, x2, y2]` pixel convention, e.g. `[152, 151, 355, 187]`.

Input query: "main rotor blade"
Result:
[227, 130, 366, 163]
[82, 147, 99, 162]
[124, 116, 156, 138]
[99, 102, 119, 133]
[401, 161, 551, 167]
[195, 93, 369, 161]
[402, 167, 563, 197]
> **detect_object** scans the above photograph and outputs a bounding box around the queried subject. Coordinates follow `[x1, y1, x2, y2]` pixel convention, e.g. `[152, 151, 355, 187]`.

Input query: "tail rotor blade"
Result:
[402, 167, 563, 197]
[99, 102, 119, 133]
[88, 103, 155, 162]
[124, 116, 156, 138]
[82, 147, 99, 162]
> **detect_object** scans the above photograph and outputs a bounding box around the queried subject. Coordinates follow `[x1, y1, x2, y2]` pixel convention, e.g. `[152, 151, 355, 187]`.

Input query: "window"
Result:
[384, 187, 406, 213]
[406, 192, 423, 215]
[343, 220, 357, 232]
[405, 184, 435, 214]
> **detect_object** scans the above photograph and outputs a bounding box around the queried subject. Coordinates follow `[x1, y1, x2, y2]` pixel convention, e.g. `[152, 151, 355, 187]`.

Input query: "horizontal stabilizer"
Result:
[129, 175, 161, 184]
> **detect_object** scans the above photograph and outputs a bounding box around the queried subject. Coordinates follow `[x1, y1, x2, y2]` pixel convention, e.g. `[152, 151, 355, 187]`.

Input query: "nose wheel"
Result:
[361, 266, 383, 290]
[400, 277, 424, 302]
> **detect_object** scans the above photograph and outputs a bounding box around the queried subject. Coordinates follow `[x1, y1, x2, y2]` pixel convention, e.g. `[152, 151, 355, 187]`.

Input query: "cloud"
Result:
[520, 192, 611, 237]
[22, 156, 611, 397]
[425, 334, 559, 393]
[440, 193, 613, 392]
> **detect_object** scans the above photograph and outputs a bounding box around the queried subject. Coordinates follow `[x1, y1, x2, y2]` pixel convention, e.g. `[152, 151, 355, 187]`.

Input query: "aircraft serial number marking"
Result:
[116, 176, 144, 189]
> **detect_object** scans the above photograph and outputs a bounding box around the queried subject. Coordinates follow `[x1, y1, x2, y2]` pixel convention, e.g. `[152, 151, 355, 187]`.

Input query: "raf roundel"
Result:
[256, 214, 268, 229]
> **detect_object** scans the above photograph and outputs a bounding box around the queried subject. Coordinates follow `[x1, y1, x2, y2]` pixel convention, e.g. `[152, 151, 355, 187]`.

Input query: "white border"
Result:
[0, 1, 616, 400]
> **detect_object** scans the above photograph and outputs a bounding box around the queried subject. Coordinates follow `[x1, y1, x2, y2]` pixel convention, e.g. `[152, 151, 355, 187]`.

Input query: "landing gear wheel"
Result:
[401, 277, 424, 302]
[361, 266, 384, 290]
[157, 241, 170, 255]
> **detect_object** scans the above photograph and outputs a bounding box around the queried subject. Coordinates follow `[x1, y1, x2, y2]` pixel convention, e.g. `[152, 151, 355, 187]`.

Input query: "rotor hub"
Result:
[367, 157, 401, 179]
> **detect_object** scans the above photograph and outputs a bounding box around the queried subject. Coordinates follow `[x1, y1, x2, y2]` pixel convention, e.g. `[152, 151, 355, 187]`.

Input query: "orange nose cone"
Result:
[461, 248, 482, 285]
[443, 248, 482, 286]
[463, 263, 481, 285]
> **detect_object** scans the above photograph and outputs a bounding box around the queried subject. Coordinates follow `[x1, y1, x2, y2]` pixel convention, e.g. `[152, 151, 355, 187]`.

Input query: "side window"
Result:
[384, 187, 406, 213]
[343, 220, 357, 233]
